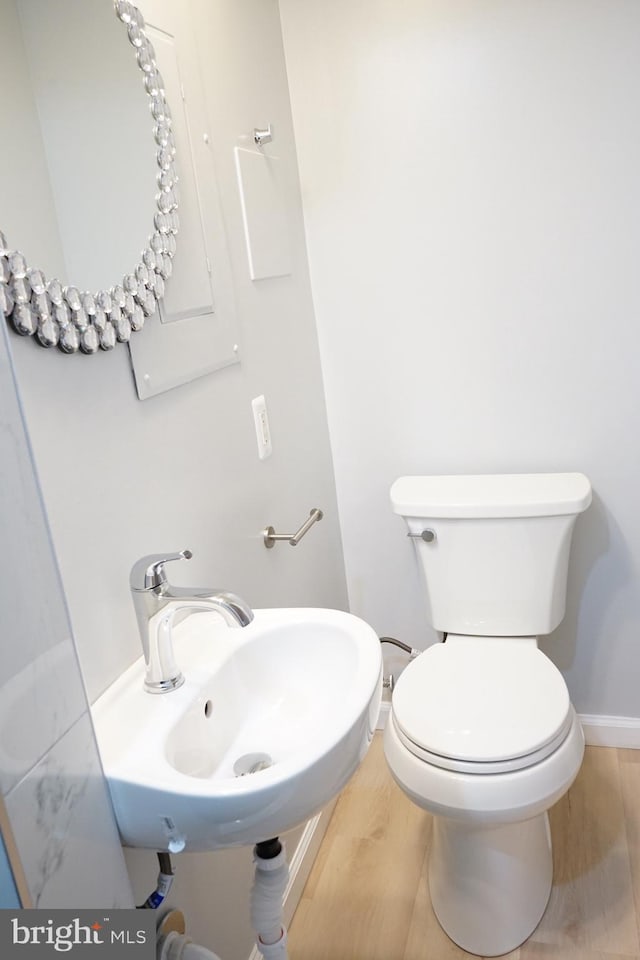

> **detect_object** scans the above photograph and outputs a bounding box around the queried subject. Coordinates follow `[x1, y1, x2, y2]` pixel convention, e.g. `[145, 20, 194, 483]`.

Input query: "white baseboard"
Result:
[377, 699, 640, 749]
[578, 714, 640, 749]
[247, 798, 336, 960]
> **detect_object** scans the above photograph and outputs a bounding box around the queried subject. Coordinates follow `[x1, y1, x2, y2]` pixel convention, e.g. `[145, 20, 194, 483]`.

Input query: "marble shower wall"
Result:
[0, 320, 134, 908]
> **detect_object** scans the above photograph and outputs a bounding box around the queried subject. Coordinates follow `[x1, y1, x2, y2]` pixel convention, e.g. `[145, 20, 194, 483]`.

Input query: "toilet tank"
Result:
[390, 473, 592, 637]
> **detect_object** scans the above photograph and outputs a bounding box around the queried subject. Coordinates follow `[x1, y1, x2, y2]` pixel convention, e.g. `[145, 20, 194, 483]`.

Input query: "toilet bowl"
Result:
[384, 636, 585, 956]
[384, 473, 591, 957]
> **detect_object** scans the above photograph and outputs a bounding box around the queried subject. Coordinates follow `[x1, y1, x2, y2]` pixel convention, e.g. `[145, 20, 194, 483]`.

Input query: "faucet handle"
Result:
[130, 550, 193, 591]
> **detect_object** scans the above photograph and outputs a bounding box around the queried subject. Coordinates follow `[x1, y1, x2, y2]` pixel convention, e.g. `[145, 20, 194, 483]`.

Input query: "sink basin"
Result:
[92, 608, 382, 850]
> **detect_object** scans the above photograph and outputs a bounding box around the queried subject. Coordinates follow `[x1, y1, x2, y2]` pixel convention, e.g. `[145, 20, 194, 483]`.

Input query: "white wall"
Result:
[3, 0, 346, 956]
[280, 0, 640, 719]
[9, 0, 346, 705]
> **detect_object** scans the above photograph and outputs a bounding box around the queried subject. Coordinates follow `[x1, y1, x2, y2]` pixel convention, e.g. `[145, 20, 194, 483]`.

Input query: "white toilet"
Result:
[383, 472, 592, 957]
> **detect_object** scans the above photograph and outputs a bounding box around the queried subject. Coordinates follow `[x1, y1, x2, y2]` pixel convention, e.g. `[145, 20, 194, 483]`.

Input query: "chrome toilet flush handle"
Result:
[407, 529, 436, 542]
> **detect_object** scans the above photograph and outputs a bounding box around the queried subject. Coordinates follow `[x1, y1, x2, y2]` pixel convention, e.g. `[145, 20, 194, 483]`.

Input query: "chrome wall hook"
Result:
[263, 508, 323, 548]
[253, 124, 273, 146]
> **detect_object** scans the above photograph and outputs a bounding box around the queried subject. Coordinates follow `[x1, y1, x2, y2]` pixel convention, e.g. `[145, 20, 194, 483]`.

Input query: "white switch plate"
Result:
[251, 395, 272, 460]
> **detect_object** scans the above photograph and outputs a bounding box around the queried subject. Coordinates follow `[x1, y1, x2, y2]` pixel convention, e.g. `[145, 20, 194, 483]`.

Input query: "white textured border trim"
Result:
[247, 798, 336, 960]
[376, 700, 640, 749]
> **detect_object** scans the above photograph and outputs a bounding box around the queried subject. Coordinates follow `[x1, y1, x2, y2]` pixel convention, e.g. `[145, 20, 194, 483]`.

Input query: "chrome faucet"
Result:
[130, 550, 254, 694]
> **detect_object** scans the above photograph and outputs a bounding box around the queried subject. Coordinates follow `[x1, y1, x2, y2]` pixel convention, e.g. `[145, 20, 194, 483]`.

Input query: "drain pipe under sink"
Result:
[159, 931, 222, 960]
[156, 908, 222, 960]
[251, 838, 289, 960]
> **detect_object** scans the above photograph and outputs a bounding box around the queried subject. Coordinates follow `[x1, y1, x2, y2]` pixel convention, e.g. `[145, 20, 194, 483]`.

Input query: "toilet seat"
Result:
[392, 635, 572, 775]
[393, 711, 574, 774]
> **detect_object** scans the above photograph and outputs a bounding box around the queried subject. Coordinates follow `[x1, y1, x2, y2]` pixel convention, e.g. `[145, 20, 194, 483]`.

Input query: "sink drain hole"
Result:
[234, 752, 273, 777]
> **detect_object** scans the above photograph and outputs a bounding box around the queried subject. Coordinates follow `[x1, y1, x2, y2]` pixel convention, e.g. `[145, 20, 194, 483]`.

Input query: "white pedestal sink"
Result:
[92, 608, 382, 851]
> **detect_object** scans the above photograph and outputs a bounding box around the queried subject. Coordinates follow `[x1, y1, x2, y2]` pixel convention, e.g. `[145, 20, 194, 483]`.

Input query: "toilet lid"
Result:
[392, 636, 571, 766]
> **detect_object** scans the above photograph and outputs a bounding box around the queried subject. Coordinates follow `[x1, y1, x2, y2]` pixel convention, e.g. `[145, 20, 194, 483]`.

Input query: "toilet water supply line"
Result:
[251, 839, 290, 960]
[379, 637, 421, 691]
[379, 636, 421, 658]
[139, 852, 175, 910]
[138, 842, 290, 959]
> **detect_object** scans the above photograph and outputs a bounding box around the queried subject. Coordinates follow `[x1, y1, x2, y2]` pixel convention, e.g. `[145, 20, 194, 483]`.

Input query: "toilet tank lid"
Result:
[390, 473, 592, 519]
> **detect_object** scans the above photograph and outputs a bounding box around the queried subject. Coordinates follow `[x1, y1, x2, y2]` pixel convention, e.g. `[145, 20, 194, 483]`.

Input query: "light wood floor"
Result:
[288, 734, 640, 960]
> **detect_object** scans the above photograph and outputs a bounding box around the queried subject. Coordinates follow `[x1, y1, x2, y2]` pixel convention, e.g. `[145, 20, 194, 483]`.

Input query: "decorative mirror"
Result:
[0, 0, 178, 356]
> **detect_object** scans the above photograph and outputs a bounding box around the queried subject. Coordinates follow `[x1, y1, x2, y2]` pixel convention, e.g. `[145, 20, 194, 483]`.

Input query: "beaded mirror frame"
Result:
[0, 0, 178, 356]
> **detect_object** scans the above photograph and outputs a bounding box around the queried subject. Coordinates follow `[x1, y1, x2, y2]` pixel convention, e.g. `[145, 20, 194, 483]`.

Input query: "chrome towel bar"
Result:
[263, 508, 323, 548]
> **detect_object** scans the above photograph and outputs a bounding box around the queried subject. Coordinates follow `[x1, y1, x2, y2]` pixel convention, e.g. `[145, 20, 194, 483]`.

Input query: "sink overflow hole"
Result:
[204, 700, 213, 718]
[234, 752, 274, 777]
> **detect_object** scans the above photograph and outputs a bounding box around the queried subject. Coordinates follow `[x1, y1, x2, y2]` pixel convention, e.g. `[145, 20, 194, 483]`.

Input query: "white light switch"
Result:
[251, 395, 272, 460]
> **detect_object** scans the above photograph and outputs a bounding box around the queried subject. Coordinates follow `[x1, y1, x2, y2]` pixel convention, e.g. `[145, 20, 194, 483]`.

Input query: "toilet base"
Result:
[429, 812, 553, 957]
